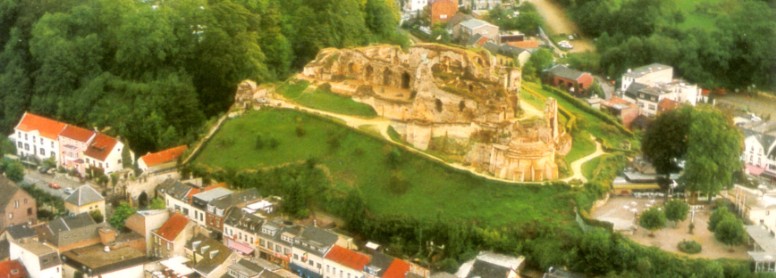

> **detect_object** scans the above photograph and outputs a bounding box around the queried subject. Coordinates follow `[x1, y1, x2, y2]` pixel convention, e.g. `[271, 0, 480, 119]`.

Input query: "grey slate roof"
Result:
[64, 185, 104, 206]
[624, 82, 648, 99]
[293, 227, 338, 256]
[156, 179, 196, 201]
[0, 176, 21, 211]
[224, 208, 264, 234]
[547, 65, 585, 81]
[365, 252, 395, 277]
[467, 259, 511, 278]
[40, 213, 101, 247]
[187, 234, 234, 275]
[5, 224, 36, 240]
[446, 13, 473, 29]
[210, 189, 261, 210]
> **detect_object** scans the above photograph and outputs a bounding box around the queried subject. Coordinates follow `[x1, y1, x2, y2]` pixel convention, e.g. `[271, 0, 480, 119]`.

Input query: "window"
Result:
[24, 199, 27, 204]
[7, 213, 12, 219]
[167, 242, 171, 250]
[51, 141, 54, 148]
[17, 142, 21, 148]
[317, 263, 321, 269]
[50, 151, 55, 157]
[39, 138, 42, 144]
[260, 239, 265, 247]
[106, 162, 109, 168]
[308, 259, 314, 266]
[293, 254, 299, 260]
[14, 200, 19, 208]
[27, 208, 32, 216]
[39, 148, 45, 155]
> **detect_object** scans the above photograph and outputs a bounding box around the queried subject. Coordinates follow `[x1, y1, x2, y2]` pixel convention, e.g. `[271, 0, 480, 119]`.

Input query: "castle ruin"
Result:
[297, 44, 569, 182]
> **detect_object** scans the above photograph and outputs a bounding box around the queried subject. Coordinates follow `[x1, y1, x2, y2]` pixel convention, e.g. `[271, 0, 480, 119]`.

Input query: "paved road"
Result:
[525, 0, 595, 53]
[595, 76, 614, 99]
[23, 169, 85, 198]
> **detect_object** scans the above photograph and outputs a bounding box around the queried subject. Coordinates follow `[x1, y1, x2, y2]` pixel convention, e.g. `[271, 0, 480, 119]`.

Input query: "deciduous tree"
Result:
[639, 207, 666, 236]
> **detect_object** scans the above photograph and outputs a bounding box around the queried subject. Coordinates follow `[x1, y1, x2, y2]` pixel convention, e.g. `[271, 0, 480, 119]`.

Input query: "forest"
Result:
[0, 0, 405, 154]
[556, 0, 775, 92]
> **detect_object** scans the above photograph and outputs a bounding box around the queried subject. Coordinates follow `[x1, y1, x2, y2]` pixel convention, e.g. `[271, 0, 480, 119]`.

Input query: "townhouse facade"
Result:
[10, 112, 130, 175]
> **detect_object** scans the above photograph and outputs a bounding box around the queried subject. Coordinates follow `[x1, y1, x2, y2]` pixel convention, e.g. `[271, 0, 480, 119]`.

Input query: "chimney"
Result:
[98, 227, 117, 246]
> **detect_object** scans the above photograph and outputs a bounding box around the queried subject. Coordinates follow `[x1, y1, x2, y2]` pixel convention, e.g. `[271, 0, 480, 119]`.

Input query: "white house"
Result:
[740, 121, 776, 178]
[12, 112, 66, 163]
[456, 251, 524, 278]
[323, 245, 370, 278]
[137, 145, 187, 174]
[405, 0, 428, 12]
[83, 133, 125, 174]
[621, 64, 704, 116]
[9, 238, 62, 278]
[290, 227, 339, 278]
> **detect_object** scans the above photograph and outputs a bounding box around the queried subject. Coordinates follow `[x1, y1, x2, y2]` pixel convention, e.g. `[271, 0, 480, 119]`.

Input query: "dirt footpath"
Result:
[524, 0, 595, 53]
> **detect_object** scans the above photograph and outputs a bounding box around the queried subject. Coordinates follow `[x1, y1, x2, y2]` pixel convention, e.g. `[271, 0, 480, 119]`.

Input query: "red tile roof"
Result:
[140, 145, 188, 168]
[84, 133, 118, 161]
[155, 213, 189, 241]
[658, 98, 680, 113]
[15, 112, 67, 140]
[507, 40, 540, 49]
[325, 245, 371, 271]
[0, 260, 27, 278]
[382, 259, 410, 278]
[60, 125, 95, 143]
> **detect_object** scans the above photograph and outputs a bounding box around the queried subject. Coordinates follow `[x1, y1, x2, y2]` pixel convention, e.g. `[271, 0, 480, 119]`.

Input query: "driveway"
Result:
[23, 169, 85, 198]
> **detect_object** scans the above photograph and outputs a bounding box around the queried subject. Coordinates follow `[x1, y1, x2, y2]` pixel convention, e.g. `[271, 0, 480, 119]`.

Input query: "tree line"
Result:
[558, 0, 775, 91]
[0, 0, 405, 155]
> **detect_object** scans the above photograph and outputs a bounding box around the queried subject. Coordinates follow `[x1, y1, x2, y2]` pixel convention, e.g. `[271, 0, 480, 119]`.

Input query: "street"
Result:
[22, 168, 85, 198]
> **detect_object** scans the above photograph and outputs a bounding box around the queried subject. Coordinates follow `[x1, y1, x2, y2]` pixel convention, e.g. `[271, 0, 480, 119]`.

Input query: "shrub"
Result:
[295, 126, 306, 137]
[677, 240, 702, 254]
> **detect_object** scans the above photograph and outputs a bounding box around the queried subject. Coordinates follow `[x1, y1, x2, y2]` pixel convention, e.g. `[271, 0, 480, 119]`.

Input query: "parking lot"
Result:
[22, 168, 85, 198]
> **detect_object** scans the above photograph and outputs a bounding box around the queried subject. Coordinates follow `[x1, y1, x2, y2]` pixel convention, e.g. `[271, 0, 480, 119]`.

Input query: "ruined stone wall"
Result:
[298, 44, 566, 182]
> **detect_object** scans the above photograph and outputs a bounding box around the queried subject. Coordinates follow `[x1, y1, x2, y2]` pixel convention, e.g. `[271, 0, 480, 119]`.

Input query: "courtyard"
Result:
[593, 196, 748, 260]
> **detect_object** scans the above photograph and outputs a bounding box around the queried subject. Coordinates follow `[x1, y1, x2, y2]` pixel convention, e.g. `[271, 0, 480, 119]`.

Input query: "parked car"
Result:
[63, 188, 75, 195]
[48, 182, 60, 189]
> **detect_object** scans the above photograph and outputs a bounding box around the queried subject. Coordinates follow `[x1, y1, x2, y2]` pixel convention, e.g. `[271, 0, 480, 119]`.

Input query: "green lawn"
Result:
[581, 155, 603, 180]
[276, 80, 377, 118]
[193, 109, 578, 228]
[565, 130, 595, 163]
[675, 0, 728, 31]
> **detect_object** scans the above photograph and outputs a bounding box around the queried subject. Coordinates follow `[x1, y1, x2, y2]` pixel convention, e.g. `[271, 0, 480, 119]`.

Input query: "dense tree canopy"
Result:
[0, 0, 404, 154]
[643, 105, 742, 199]
[639, 207, 666, 236]
[559, 0, 776, 91]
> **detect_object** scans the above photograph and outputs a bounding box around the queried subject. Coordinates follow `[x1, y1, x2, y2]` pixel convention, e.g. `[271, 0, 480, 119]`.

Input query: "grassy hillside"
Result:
[193, 109, 578, 228]
[276, 80, 377, 117]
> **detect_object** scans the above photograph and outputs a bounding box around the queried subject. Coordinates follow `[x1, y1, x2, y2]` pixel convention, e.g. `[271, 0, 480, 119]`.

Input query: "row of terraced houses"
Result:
[153, 179, 430, 278]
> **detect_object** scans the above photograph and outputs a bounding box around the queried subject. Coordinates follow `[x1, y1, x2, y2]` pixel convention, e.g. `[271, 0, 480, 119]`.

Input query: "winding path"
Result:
[256, 88, 607, 185]
[563, 135, 604, 183]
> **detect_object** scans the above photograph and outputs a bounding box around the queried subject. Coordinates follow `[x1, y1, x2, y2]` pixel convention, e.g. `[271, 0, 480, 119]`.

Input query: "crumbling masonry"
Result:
[297, 44, 570, 182]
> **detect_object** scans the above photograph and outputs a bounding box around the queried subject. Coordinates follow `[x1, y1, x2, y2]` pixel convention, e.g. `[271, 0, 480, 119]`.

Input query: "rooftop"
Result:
[624, 63, 672, 78]
[139, 145, 188, 168]
[192, 187, 233, 208]
[747, 225, 776, 257]
[64, 184, 104, 206]
[547, 65, 587, 81]
[59, 125, 95, 143]
[0, 260, 27, 278]
[155, 213, 190, 241]
[0, 176, 22, 210]
[186, 234, 234, 275]
[41, 213, 102, 248]
[13, 239, 61, 270]
[459, 18, 494, 30]
[84, 133, 119, 161]
[325, 245, 371, 271]
[14, 112, 67, 140]
[63, 245, 146, 275]
[383, 258, 411, 278]
[4, 223, 36, 240]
